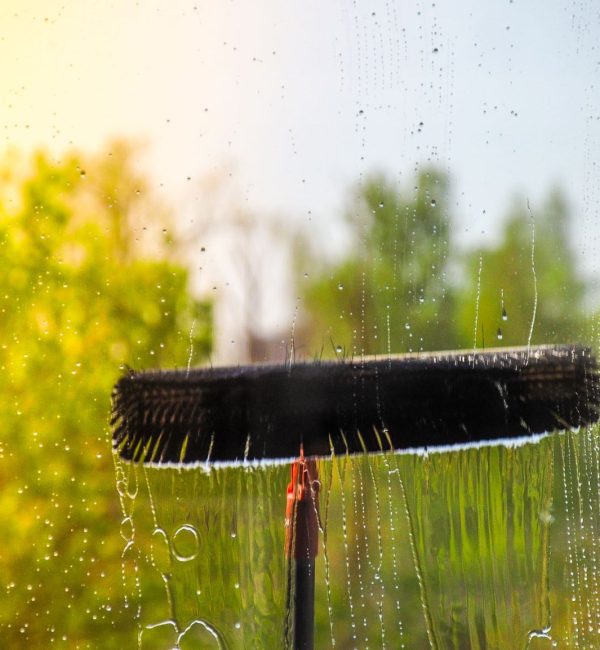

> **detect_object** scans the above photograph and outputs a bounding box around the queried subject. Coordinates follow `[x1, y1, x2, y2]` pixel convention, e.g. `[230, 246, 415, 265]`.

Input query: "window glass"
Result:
[2, 2, 599, 647]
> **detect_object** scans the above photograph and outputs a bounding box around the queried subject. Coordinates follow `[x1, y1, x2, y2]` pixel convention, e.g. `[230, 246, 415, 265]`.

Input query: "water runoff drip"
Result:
[111, 344, 599, 649]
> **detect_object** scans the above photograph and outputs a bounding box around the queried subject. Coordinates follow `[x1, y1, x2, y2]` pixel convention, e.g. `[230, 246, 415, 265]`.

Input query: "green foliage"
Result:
[301, 169, 459, 356]
[456, 191, 585, 348]
[300, 171, 587, 357]
[0, 142, 211, 646]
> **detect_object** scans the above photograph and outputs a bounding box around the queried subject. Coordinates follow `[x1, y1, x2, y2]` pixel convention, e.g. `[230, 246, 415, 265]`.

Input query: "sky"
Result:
[2, 0, 599, 359]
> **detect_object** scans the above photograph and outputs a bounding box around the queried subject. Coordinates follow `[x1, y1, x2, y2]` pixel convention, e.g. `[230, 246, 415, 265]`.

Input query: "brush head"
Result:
[111, 344, 599, 465]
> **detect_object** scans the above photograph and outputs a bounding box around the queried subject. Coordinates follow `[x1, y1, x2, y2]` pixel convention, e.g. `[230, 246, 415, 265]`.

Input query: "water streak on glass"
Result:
[115, 424, 600, 648]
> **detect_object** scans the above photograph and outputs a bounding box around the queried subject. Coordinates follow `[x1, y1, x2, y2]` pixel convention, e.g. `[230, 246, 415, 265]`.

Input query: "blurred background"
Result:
[1, 0, 599, 647]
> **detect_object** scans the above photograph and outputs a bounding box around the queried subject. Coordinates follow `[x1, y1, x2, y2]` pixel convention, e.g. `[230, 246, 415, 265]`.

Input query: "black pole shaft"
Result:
[285, 457, 319, 650]
[289, 558, 315, 650]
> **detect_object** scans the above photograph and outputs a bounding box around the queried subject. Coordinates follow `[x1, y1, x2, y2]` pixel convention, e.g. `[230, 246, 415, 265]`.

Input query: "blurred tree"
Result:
[299, 168, 460, 357]
[0, 142, 211, 646]
[299, 172, 587, 358]
[455, 191, 585, 348]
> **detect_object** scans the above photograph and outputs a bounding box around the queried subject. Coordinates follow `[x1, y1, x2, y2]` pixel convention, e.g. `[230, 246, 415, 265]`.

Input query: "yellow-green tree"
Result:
[0, 142, 211, 646]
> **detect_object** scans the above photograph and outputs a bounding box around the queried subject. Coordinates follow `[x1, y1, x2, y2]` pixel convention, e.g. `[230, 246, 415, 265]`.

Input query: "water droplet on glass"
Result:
[430, 199, 436, 207]
[172, 524, 200, 562]
[502, 307, 508, 321]
[497, 328, 503, 340]
[120, 516, 134, 543]
[338, 283, 344, 291]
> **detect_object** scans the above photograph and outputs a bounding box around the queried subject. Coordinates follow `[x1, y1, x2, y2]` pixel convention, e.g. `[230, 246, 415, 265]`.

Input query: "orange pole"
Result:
[284, 448, 319, 649]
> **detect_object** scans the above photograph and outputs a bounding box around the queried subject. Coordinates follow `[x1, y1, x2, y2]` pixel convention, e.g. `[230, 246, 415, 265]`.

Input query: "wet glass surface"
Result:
[2, 1, 600, 647]
[115, 426, 600, 649]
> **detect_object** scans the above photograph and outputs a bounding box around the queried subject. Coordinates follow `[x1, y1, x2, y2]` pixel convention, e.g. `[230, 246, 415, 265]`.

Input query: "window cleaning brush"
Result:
[110, 343, 599, 650]
[111, 344, 599, 465]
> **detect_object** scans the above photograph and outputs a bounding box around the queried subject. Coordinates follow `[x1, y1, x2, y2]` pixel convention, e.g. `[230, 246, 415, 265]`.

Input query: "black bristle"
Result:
[111, 344, 600, 464]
